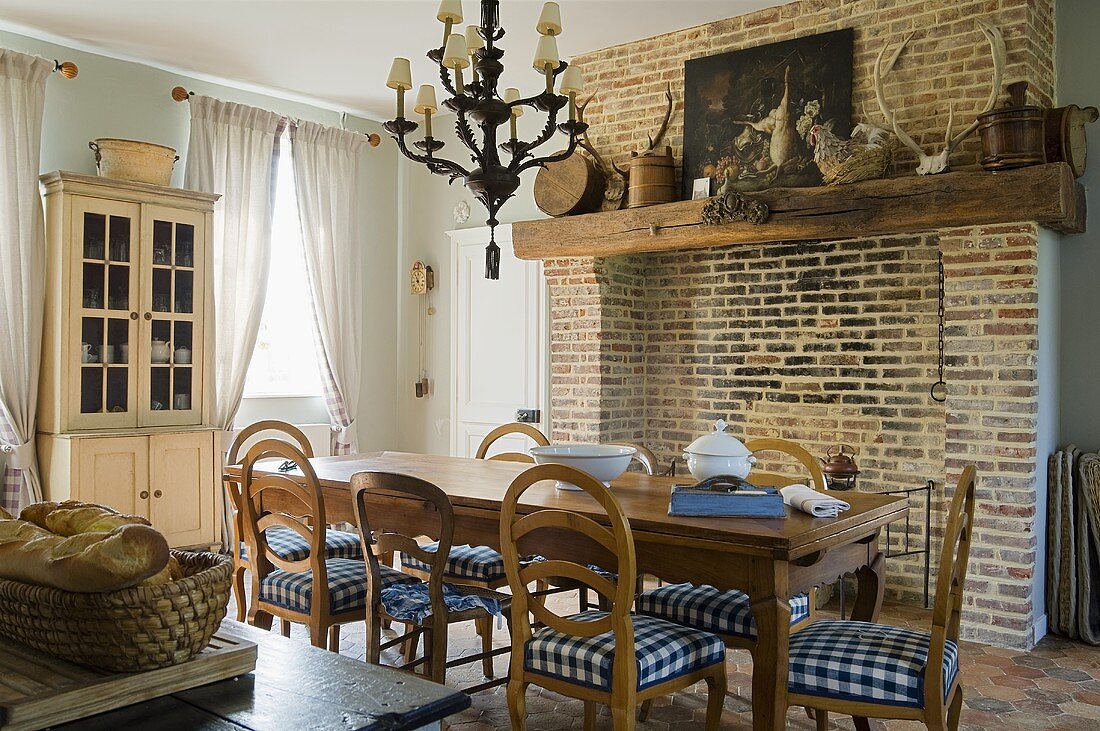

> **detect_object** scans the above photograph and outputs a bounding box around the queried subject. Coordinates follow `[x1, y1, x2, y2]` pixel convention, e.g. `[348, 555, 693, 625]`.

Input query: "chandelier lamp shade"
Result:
[384, 0, 587, 279]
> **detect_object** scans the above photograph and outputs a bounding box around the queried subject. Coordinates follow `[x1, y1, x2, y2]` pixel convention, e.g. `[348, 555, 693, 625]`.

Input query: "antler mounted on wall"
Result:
[873, 19, 1005, 175]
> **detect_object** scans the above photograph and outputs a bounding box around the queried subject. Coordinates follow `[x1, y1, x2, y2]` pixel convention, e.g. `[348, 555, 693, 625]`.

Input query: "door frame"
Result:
[448, 224, 551, 457]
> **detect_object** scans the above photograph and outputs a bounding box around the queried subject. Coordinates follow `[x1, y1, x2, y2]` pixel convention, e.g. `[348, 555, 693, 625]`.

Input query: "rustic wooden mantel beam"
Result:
[512, 162, 1085, 260]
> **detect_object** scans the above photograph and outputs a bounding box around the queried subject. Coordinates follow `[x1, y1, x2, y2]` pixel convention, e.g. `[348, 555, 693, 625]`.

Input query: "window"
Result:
[243, 133, 323, 398]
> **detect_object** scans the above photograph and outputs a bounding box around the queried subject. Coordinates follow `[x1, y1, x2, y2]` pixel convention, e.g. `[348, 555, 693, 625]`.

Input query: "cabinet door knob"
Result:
[139, 490, 149, 499]
[130, 311, 138, 320]
[153, 489, 163, 499]
[143, 312, 152, 321]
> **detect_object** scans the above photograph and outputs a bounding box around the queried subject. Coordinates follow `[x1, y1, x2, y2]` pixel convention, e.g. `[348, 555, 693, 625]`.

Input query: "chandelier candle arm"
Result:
[387, 0, 587, 280]
[437, 0, 464, 48]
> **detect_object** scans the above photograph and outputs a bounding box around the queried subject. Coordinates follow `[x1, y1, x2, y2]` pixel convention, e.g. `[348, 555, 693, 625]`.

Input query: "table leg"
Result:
[749, 560, 791, 731]
[850, 551, 885, 622]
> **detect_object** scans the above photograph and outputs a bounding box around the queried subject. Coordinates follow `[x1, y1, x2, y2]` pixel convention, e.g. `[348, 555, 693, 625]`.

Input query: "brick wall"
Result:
[545, 0, 1053, 649]
[573, 0, 1055, 184]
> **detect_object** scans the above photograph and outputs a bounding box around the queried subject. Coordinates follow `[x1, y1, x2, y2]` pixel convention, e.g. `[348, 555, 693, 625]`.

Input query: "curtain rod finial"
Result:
[53, 60, 78, 79]
[367, 133, 381, 147]
[171, 86, 192, 102]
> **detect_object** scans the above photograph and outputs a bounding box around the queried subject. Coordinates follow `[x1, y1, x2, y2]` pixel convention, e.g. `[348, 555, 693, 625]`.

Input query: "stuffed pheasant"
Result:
[808, 123, 893, 185]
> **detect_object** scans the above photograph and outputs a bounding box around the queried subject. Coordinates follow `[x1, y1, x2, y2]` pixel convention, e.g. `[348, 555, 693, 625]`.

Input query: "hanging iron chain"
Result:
[931, 251, 947, 402]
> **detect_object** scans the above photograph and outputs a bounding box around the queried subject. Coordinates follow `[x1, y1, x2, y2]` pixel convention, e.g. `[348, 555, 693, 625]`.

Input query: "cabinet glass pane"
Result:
[108, 215, 131, 262]
[107, 265, 129, 310]
[106, 367, 128, 413]
[172, 321, 194, 411]
[106, 318, 129, 365]
[153, 220, 172, 265]
[80, 367, 103, 413]
[175, 223, 195, 267]
[150, 319, 172, 411]
[82, 263, 105, 309]
[80, 317, 103, 364]
[83, 213, 105, 260]
[174, 270, 194, 313]
[152, 268, 171, 312]
[150, 367, 170, 412]
[173, 368, 193, 411]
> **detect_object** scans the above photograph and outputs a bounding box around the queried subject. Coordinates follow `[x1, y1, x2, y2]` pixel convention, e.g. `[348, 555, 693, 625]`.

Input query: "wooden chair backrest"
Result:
[239, 439, 331, 612]
[606, 442, 659, 476]
[924, 465, 977, 709]
[744, 438, 827, 490]
[224, 421, 316, 547]
[352, 471, 454, 622]
[475, 422, 550, 463]
[501, 464, 639, 689]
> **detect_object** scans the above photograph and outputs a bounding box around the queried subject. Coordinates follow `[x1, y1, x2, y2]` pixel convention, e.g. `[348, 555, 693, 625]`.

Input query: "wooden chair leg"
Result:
[428, 622, 449, 684]
[403, 622, 419, 668]
[308, 622, 327, 649]
[947, 687, 963, 731]
[814, 708, 829, 731]
[578, 586, 589, 613]
[638, 699, 653, 722]
[248, 607, 273, 631]
[704, 667, 726, 731]
[280, 619, 291, 637]
[476, 616, 494, 678]
[610, 698, 636, 731]
[584, 701, 597, 731]
[328, 624, 341, 652]
[507, 680, 528, 731]
[853, 717, 873, 731]
[232, 566, 248, 622]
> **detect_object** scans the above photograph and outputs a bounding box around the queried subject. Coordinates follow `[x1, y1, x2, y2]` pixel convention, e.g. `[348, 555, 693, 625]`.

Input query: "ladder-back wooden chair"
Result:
[790, 466, 976, 731]
[636, 438, 824, 655]
[225, 420, 363, 624]
[353, 471, 511, 691]
[401, 422, 551, 676]
[239, 439, 416, 650]
[501, 463, 728, 731]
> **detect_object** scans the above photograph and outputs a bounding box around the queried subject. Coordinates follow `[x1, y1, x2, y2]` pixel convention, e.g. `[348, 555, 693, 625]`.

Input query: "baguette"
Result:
[20, 500, 152, 535]
[0, 516, 170, 592]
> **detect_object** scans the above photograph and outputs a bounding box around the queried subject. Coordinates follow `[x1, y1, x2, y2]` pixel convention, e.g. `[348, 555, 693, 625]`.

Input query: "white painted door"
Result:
[450, 225, 549, 459]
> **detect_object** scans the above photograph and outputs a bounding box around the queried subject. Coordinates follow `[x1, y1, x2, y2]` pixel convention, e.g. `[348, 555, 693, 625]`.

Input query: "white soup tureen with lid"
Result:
[682, 419, 757, 481]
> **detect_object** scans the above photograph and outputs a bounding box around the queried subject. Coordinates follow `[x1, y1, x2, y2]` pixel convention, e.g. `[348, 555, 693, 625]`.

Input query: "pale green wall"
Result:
[395, 111, 549, 455]
[0, 28, 401, 452]
[1056, 0, 1100, 450]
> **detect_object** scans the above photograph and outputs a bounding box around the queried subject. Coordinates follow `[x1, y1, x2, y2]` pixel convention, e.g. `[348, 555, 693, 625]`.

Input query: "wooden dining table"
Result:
[227, 451, 909, 731]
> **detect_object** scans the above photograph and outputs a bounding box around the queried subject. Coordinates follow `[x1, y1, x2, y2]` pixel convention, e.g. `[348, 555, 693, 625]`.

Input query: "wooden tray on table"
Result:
[0, 628, 257, 730]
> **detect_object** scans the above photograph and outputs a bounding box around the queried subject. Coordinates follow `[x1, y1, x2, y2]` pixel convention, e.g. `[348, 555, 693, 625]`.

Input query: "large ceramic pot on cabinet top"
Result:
[683, 419, 757, 481]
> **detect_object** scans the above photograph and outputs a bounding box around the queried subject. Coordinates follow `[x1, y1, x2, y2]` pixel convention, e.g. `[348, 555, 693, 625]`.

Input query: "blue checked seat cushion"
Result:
[637, 583, 811, 640]
[788, 620, 960, 708]
[259, 558, 417, 614]
[240, 525, 364, 563]
[524, 610, 725, 691]
[401, 543, 506, 583]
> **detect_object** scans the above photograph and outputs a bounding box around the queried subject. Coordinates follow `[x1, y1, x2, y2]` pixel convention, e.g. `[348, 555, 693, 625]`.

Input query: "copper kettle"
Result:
[820, 445, 860, 490]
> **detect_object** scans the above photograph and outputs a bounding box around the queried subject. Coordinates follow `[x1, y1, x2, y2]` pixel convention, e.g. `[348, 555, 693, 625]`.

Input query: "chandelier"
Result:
[384, 0, 587, 279]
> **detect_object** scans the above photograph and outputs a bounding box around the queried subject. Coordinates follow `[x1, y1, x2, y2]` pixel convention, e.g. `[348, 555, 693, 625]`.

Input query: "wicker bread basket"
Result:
[0, 551, 231, 672]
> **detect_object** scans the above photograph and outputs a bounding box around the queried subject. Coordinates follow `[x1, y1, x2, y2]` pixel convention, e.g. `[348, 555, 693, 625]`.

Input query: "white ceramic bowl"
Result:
[529, 444, 637, 490]
[683, 452, 757, 482]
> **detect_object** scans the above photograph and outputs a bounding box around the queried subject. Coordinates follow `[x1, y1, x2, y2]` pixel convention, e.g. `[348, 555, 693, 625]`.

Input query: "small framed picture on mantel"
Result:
[682, 28, 854, 199]
[691, 177, 712, 200]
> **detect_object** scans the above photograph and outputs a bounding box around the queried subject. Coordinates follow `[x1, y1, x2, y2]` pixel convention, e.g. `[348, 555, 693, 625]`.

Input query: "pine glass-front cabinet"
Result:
[36, 172, 221, 548]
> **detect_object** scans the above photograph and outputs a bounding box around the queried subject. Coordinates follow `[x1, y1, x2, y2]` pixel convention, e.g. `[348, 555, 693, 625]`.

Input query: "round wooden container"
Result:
[626, 147, 676, 208]
[976, 105, 1045, 171]
[533, 152, 604, 217]
[89, 138, 179, 186]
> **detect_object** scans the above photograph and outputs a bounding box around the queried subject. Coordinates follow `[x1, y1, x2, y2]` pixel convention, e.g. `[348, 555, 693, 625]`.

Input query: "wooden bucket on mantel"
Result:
[625, 146, 676, 208]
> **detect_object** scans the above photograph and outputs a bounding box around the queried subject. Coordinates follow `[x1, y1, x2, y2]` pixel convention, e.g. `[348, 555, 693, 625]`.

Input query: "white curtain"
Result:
[290, 121, 368, 455]
[184, 95, 283, 445]
[184, 96, 283, 546]
[0, 50, 52, 513]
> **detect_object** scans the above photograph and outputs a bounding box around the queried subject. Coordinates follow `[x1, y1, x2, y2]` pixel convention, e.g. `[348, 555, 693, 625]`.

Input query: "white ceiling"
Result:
[0, 0, 785, 120]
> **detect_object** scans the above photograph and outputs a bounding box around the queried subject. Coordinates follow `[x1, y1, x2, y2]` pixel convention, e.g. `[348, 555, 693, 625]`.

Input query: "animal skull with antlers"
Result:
[873, 20, 1005, 175]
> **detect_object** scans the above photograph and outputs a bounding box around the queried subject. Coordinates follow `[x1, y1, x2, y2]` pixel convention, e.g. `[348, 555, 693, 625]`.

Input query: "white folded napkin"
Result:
[780, 484, 850, 518]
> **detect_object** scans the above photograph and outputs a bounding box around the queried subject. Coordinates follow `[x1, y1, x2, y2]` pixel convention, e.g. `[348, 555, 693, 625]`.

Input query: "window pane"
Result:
[243, 134, 323, 398]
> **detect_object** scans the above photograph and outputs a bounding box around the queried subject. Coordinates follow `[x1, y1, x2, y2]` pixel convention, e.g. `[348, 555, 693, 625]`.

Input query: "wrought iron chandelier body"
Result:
[384, 0, 587, 279]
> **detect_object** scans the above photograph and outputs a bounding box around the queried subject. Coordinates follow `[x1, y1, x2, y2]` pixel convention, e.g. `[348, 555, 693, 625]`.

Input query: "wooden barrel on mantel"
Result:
[625, 146, 676, 208]
[533, 152, 605, 217]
